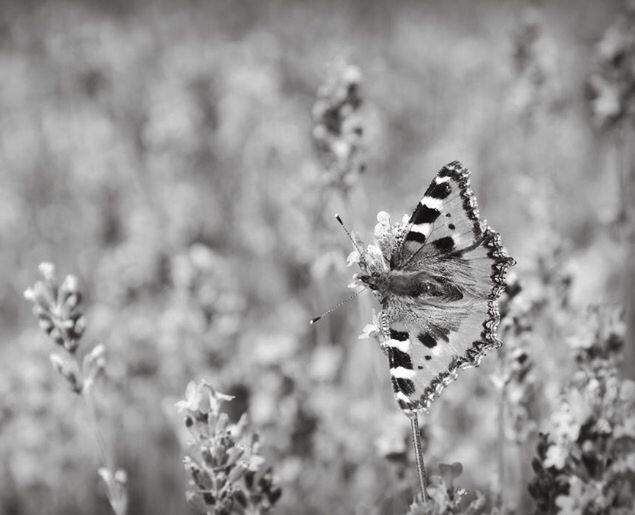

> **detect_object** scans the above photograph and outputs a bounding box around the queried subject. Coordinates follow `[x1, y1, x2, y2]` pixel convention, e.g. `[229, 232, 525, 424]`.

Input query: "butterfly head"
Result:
[344, 211, 404, 296]
[358, 271, 389, 293]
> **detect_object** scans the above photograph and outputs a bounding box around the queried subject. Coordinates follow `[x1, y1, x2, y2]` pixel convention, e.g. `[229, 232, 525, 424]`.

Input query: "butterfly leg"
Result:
[377, 310, 392, 353]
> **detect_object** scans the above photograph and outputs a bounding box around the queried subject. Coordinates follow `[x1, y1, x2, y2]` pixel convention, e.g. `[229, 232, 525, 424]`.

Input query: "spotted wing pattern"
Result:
[383, 161, 514, 411]
[394, 161, 484, 271]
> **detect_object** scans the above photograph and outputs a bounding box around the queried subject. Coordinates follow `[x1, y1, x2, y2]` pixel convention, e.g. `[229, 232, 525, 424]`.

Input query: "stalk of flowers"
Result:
[587, 1, 635, 129]
[497, 276, 536, 446]
[587, 1, 635, 239]
[24, 262, 128, 515]
[312, 59, 365, 195]
[528, 306, 635, 514]
[489, 276, 537, 513]
[176, 380, 281, 515]
[285, 59, 368, 297]
[164, 244, 245, 381]
[510, 7, 547, 124]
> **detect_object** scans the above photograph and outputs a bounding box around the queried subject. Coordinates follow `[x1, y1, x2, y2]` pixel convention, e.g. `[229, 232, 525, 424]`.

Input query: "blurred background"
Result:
[0, 0, 633, 514]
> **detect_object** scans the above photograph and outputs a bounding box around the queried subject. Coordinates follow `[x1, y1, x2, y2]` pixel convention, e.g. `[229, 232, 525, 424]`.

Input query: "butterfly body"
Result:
[351, 161, 515, 412]
[360, 269, 464, 302]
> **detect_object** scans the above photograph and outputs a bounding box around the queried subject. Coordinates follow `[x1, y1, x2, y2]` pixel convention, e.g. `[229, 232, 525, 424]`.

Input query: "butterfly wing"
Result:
[384, 297, 496, 411]
[394, 161, 484, 270]
[382, 161, 514, 411]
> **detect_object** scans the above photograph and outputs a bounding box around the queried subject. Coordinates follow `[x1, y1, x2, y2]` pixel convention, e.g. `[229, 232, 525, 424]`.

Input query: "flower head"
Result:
[24, 262, 85, 354]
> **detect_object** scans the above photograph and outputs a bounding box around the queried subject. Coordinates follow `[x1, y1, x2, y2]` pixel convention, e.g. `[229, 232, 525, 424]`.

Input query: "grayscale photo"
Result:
[1, 1, 634, 514]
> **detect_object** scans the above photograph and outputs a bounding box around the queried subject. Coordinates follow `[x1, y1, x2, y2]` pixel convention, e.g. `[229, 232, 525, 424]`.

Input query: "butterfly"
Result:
[348, 161, 515, 412]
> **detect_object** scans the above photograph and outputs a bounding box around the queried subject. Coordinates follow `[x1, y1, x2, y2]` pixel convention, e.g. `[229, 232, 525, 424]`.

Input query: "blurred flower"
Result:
[98, 468, 128, 515]
[346, 249, 361, 267]
[498, 276, 537, 444]
[24, 262, 98, 392]
[312, 60, 365, 194]
[529, 307, 635, 514]
[358, 310, 381, 343]
[406, 462, 486, 515]
[24, 263, 85, 354]
[23, 263, 127, 515]
[509, 7, 560, 124]
[587, 1, 635, 128]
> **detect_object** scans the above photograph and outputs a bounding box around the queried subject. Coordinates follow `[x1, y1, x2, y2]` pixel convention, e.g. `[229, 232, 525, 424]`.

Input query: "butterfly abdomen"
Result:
[386, 271, 464, 301]
[386, 271, 427, 297]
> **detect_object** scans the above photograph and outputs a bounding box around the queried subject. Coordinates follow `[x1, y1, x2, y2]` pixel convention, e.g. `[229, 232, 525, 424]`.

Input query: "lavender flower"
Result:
[24, 262, 127, 515]
[24, 263, 86, 355]
[587, 1, 635, 128]
[177, 380, 281, 514]
[529, 307, 635, 514]
[24, 263, 103, 393]
[406, 463, 487, 515]
[312, 60, 365, 193]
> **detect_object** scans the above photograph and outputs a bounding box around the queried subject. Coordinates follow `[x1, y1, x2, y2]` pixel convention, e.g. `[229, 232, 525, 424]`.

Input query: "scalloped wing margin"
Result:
[385, 227, 515, 412]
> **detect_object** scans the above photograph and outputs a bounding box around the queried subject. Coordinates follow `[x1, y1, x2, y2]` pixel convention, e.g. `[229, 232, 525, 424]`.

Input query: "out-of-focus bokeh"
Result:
[1, 1, 633, 514]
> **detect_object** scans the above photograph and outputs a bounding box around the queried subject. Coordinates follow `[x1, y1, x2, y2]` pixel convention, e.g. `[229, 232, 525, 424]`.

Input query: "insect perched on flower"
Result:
[344, 161, 515, 412]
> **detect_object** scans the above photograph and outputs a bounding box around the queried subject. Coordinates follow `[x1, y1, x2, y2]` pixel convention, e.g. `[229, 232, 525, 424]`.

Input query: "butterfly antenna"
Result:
[310, 288, 365, 324]
[335, 214, 364, 258]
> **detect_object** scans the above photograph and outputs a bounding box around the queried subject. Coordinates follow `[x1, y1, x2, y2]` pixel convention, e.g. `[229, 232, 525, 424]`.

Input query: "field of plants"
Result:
[1, 1, 634, 514]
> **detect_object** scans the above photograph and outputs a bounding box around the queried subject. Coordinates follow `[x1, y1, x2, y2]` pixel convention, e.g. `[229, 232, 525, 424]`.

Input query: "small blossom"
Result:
[24, 262, 86, 354]
[38, 262, 56, 282]
[50, 353, 83, 394]
[358, 310, 381, 341]
[373, 211, 391, 239]
[543, 443, 569, 470]
[83, 344, 107, 391]
[358, 323, 379, 340]
[98, 468, 128, 515]
[346, 249, 360, 267]
[406, 463, 483, 515]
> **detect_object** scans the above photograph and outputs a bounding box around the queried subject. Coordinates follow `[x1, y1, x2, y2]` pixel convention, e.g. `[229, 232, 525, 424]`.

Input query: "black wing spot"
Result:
[425, 355, 432, 361]
[417, 365, 424, 369]
[448, 223, 455, 230]
[428, 182, 451, 200]
[389, 348, 413, 369]
[438, 166, 455, 178]
[390, 329, 409, 341]
[391, 377, 399, 393]
[410, 205, 440, 225]
[446, 212, 451, 218]
[418, 333, 437, 348]
[404, 231, 426, 244]
[431, 236, 455, 252]
[430, 325, 451, 343]
[398, 399, 412, 410]
[395, 378, 415, 396]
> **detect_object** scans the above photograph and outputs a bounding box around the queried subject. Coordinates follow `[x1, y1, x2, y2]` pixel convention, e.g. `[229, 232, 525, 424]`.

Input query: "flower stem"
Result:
[408, 410, 428, 502]
[497, 382, 506, 514]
